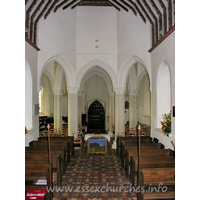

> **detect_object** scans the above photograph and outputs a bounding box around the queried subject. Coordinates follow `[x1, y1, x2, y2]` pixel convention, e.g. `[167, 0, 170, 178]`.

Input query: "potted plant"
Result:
[25, 126, 28, 134]
[160, 112, 171, 137]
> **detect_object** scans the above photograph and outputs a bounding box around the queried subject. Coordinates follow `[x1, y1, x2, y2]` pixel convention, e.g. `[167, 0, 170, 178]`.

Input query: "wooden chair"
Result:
[73, 132, 83, 154]
[50, 129, 58, 136]
[127, 130, 136, 137]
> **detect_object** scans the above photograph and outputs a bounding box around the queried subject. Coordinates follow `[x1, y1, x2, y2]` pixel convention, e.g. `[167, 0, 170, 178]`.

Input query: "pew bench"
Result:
[117, 136, 152, 157]
[129, 155, 175, 186]
[139, 168, 175, 200]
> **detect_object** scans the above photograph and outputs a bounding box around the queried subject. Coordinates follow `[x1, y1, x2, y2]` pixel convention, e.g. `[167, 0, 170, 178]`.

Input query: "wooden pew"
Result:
[26, 141, 71, 186]
[121, 142, 164, 168]
[26, 141, 71, 171]
[129, 155, 175, 186]
[25, 164, 53, 200]
[117, 136, 152, 157]
[38, 136, 74, 157]
[139, 167, 175, 200]
[25, 153, 63, 186]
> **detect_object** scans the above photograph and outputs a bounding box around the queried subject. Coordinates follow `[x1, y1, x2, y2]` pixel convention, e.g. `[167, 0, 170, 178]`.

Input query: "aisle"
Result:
[53, 155, 137, 200]
[53, 137, 137, 200]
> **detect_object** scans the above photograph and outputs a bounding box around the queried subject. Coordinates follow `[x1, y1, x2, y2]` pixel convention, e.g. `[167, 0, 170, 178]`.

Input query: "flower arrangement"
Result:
[160, 112, 171, 136]
[25, 126, 28, 134]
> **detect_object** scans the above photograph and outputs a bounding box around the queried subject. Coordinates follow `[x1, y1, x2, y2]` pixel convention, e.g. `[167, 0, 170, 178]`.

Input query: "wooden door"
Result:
[88, 100, 105, 133]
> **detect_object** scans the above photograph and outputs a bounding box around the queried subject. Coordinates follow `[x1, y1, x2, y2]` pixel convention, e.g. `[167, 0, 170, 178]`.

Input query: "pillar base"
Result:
[108, 131, 113, 137]
[112, 139, 116, 149]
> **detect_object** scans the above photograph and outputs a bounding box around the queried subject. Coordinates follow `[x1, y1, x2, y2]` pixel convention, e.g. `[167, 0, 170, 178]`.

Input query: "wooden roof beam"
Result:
[25, 0, 38, 39]
[135, 0, 155, 45]
[30, 0, 45, 43]
[44, 0, 60, 19]
[108, 1, 121, 11]
[71, 0, 83, 9]
[168, 0, 173, 29]
[157, 0, 167, 34]
[149, 0, 162, 34]
[127, 0, 146, 23]
[110, 0, 129, 12]
[141, 0, 158, 43]
[54, 0, 70, 12]
[119, 0, 137, 15]
[63, 0, 79, 10]
[33, 0, 53, 44]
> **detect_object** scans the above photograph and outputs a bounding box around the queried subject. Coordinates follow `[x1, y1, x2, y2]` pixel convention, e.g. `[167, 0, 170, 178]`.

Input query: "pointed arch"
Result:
[76, 58, 117, 90]
[38, 54, 76, 91]
[118, 55, 151, 91]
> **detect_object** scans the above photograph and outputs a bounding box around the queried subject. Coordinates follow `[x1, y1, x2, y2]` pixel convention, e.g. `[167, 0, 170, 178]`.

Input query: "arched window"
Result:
[39, 85, 43, 114]
[157, 62, 171, 128]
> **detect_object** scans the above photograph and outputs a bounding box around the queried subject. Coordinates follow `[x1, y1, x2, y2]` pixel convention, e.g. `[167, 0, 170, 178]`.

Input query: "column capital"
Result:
[53, 89, 63, 95]
[114, 87, 126, 95]
[78, 90, 83, 96]
[67, 87, 79, 94]
[108, 90, 114, 96]
[129, 89, 138, 96]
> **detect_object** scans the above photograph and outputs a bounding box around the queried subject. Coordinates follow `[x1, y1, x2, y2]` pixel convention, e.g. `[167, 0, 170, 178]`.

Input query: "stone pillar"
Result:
[108, 91, 114, 136]
[112, 94, 115, 127]
[112, 88, 125, 149]
[129, 93, 134, 129]
[133, 91, 138, 129]
[53, 89, 62, 130]
[78, 91, 83, 128]
[67, 87, 79, 136]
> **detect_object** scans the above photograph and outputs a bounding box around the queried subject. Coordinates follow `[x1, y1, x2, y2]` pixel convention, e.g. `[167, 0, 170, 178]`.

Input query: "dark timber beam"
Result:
[135, 0, 155, 45]
[149, 0, 162, 38]
[127, 0, 146, 23]
[142, 0, 158, 43]
[157, 0, 167, 34]
[44, 0, 60, 19]
[108, 1, 121, 11]
[54, 0, 70, 12]
[25, 0, 38, 39]
[30, 0, 45, 43]
[168, 0, 173, 29]
[63, 0, 79, 10]
[119, 0, 137, 15]
[111, 0, 129, 12]
[71, 0, 83, 9]
[33, 0, 52, 44]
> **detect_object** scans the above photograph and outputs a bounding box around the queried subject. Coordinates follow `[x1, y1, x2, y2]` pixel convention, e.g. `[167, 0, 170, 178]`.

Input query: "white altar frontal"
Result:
[84, 134, 111, 142]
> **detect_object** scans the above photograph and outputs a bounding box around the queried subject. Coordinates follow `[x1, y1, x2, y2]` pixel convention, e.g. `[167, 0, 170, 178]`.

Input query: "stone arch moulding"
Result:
[80, 71, 113, 93]
[118, 55, 151, 92]
[76, 58, 118, 90]
[38, 54, 76, 92]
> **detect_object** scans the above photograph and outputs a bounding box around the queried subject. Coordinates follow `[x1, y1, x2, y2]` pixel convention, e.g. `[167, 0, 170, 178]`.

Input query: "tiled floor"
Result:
[52, 137, 137, 200]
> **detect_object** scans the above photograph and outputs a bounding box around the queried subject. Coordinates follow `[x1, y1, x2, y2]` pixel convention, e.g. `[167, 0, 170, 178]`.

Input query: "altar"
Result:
[84, 134, 111, 142]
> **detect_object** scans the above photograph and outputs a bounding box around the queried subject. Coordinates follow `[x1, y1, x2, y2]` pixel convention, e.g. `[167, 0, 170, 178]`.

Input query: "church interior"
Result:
[24, 0, 178, 199]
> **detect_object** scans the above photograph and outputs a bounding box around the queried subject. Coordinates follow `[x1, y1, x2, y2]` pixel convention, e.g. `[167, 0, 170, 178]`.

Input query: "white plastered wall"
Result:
[151, 32, 175, 150]
[25, 42, 39, 146]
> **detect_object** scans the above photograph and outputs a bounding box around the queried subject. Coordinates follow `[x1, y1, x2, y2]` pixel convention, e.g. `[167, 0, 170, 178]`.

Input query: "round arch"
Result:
[76, 58, 117, 90]
[38, 54, 76, 91]
[118, 55, 151, 91]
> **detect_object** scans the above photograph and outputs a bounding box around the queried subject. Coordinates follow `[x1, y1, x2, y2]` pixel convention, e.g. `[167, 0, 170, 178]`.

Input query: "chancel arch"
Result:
[78, 65, 114, 134]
